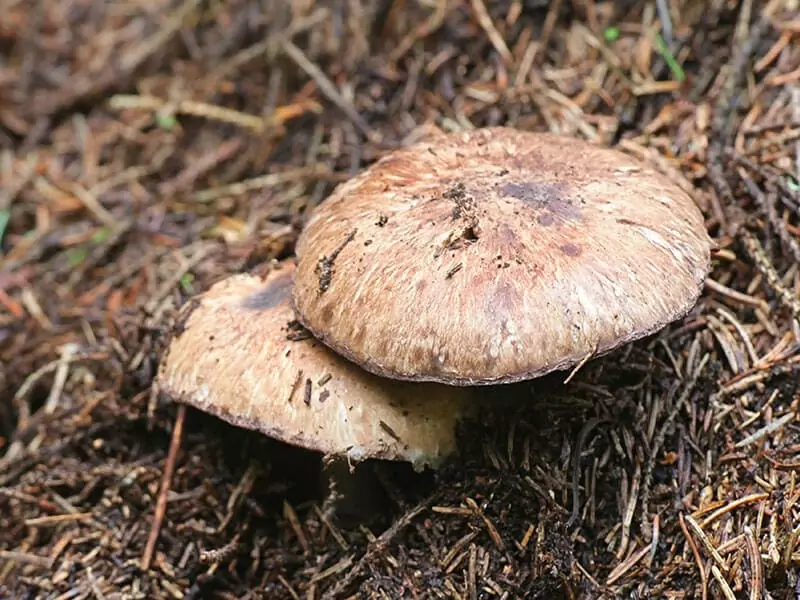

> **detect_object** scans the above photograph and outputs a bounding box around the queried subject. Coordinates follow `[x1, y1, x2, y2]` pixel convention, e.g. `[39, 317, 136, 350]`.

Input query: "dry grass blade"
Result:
[683, 514, 728, 572]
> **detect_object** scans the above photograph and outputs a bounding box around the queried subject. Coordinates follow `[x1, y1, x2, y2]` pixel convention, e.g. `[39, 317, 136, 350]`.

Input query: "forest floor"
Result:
[2, 1, 800, 598]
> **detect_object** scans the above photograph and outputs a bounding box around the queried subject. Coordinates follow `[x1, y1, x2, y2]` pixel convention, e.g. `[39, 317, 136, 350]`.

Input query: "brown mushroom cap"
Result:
[292, 127, 713, 385]
[156, 262, 475, 470]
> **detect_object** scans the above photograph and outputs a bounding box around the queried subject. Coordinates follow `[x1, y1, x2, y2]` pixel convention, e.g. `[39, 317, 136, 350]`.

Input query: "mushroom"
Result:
[292, 127, 714, 385]
[156, 261, 476, 517]
[157, 261, 474, 467]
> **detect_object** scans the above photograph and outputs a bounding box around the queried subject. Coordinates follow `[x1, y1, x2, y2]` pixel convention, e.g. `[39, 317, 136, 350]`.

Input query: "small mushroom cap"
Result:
[156, 262, 475, 470]
[292, 127, 713, 385]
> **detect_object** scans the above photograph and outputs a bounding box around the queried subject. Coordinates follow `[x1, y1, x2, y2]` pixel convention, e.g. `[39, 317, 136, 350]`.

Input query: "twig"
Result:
[734, 412, 795, 449]
[606, 542, 653, 585]
[141, 404, 186, 571]
[0, 550, 54, 570]
[313, 504, 350, 552]
[715, 306, 759, 366]
[189, 166, 335, 203]
[683, 514, 728, 572]
[729, 150, 800, 213]
[533, 0, 563, 65]
[283, 501, 309, 555]
[199, 533, 240, 564]
[567, 417, 609, 528]
[280, 39, 374, 139]
[679, 512, 707, 600]
[744, 526, 763, 600]
[465, 497, 505, 551]
[738, 171, 800, 263]
[109, 95, 266, 133]
[44, 343, 79, 414]
[640, 355, 709, 539]
[710, 564, 737, 600]
[718, 355, 800, 397]
[469, 0, 512, 65]
[705, 278, 769, 312]
[86, 567, 106, 600]
[697, 492, 770, 527]
[3, 346, 93, 464]
[206, 7, 330, 86]
[706, 10, 771, 232]
[25, 512, 94, 527]
[740, 229, 800, 317]
[742, 128, 800, 156]
[617, 462, 641, 560]
[143, 242, 216, 316]
[328, 496, 433, 596]
[66, 182, 118, 227]
[277, 575, 301, 600]
[389, 0, 449, 63]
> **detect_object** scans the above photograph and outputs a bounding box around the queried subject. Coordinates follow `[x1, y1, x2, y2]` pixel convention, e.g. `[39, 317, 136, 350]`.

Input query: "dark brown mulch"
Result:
[2, 1, 800, 598]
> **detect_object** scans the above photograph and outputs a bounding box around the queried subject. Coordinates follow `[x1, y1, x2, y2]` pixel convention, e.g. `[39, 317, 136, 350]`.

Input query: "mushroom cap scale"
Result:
[156, 262, 475, 470]
[292, 127, 713, 385]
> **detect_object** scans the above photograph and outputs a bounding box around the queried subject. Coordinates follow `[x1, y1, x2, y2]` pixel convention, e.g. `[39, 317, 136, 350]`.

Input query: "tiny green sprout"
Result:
[67, 247, 88, 267]
[180, 272, 195, 294]
[653, 32, 685, 82]
[91, 226, 113, 245]
[0, 210, 9, 247]
[604, 26, 620, 43]
[156, 112, 177, 131]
